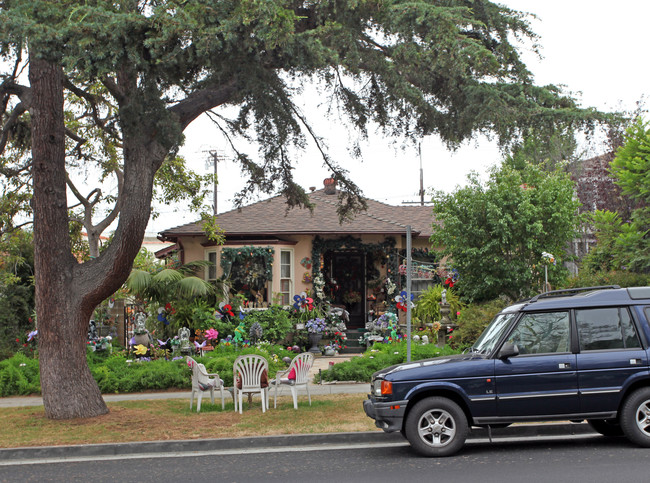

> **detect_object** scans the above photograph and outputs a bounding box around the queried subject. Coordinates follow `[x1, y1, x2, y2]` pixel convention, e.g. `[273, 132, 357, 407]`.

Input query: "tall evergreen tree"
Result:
[1, 0, 606, 418]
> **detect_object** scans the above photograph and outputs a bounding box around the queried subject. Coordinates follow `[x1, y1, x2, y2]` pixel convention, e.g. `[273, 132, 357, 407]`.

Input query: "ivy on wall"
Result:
[220, 246, 274, 290]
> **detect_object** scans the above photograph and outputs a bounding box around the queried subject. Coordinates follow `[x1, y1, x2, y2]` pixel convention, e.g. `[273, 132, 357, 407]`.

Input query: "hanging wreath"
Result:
[220, 246, 274, 289]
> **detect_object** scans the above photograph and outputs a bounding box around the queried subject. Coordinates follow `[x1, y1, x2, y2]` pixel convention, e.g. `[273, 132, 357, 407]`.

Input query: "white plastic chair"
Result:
[233, 354, 269, 414]
[272, 352, 314, 409]
[187, 356, 226, 412]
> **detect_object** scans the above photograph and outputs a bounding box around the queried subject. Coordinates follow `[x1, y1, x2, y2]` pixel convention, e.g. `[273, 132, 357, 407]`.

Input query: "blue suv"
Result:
[363, 286, 650, 456]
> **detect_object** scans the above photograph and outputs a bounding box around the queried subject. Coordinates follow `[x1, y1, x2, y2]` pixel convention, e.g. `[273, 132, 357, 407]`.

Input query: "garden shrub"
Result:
[241, 306, 293, 344]
[452, 298, 510, 348]
[318, 341, 461, 383]
[413, 285, 461, 325]
[0, 353, 40, 396]
[564, 270, 650, 289]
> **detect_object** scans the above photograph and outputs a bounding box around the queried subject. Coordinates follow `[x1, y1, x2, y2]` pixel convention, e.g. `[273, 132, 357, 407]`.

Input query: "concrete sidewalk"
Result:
[0, 382, 369, 408]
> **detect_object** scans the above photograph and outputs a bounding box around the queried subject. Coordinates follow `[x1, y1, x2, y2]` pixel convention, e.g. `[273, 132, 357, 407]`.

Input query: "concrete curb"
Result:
[0, 423, 597, 461]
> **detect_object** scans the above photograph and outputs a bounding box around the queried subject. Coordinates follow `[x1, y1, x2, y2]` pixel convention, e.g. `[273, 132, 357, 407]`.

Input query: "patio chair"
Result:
[187, 356, 226, 412]
[271, 352, 314, 409]
[233, 354, 269, 414]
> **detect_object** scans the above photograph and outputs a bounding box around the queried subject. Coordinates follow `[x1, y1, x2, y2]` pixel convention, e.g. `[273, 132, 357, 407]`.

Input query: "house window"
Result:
[206, 251, 217, 281]
[280, 249, 293, 305]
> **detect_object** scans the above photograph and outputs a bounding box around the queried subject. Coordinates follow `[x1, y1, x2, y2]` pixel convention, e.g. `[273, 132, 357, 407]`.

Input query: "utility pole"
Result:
[418, 143, 424, 206]
[206, 150, 221, 216]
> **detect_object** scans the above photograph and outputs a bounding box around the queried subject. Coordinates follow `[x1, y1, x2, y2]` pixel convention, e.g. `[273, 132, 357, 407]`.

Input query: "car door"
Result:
[495, 311, 579, 418]
[576, 306, 649, 413]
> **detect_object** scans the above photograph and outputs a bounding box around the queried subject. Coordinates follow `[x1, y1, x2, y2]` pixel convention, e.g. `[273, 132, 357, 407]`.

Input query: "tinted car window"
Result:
[577, 307, 641, 350]
[507, 312, 570, 354]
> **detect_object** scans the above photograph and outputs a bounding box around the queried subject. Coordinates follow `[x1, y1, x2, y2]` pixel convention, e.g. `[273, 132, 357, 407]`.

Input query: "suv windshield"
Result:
[471, 312, 518, 355]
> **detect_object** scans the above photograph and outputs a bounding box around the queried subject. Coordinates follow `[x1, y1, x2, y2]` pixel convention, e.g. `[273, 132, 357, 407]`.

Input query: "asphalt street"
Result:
[1, 431, 647, 483]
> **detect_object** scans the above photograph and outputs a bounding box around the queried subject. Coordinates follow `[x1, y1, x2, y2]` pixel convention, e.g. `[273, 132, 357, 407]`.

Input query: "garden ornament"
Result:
[249, 322, 263, 343]
[132, 313, 153, 346]
[233, 320, 246, 344]
[390, 324, 398, 341]
[178, 327, 191, 351]
[422, 335, 429, 345]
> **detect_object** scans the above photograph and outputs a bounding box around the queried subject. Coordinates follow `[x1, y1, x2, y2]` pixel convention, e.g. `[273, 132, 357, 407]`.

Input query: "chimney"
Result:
[323, 177, 337, 195]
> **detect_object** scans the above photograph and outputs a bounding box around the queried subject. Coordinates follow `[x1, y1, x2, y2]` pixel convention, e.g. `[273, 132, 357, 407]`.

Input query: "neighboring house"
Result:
[566, 153, 638, 270]
[157, 179, 439, 329]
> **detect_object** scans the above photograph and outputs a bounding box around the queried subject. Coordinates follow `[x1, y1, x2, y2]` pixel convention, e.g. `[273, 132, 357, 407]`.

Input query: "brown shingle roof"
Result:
[159, 189, 436, 240]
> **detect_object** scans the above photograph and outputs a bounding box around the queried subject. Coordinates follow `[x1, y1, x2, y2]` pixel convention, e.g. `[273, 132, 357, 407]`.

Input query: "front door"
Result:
[329, 252, 365, 328]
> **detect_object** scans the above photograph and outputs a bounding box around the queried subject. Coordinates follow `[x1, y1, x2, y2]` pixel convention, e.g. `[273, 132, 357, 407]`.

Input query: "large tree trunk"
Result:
[30, 57, 109, 418]
[30, 56, 168, 419]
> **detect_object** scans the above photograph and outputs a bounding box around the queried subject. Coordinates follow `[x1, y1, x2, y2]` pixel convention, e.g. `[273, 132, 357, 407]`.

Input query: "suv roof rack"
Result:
[529, 285, 621, 303]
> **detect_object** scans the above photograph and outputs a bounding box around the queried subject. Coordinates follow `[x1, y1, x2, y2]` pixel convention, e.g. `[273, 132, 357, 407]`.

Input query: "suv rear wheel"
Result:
[620, 387, 650, 446]
[404, 397, 468, 457]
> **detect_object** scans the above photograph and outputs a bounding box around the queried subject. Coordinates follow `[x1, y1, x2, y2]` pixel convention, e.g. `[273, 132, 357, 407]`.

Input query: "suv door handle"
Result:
[558, 363, 571, 369]
[630, 359, 643, 365]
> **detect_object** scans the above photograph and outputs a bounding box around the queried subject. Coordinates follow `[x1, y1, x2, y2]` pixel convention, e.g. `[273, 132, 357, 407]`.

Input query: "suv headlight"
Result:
[372, 378, 382, 396]
[372, 378, 393, 396]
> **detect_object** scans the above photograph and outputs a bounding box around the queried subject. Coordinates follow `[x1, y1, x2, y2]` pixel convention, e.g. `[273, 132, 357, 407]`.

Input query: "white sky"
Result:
[147, 0, 649, 234]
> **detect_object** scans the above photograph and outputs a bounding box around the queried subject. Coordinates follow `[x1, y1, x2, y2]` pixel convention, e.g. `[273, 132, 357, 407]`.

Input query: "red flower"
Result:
[15, 338, 19, 343]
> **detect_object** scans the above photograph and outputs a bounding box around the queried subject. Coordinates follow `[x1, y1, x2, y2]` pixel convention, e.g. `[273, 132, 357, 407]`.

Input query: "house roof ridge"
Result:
[160, 187, 434, 238]
[311, 193, 411, 231]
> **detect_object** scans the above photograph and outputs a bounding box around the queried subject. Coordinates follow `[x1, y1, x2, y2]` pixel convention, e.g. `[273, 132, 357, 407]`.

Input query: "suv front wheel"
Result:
[620, 387, 650, 446]
[404, 397, 468, 457]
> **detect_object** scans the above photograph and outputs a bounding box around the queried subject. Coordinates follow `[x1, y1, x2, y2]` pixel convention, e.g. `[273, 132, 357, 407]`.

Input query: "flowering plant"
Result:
[541, 251, 556, 265]
[365, 312, 398, 334]
[204, 328, 219, 342]
[312, 273, 326, 301]
[330, 331, 347, 351]
[305, 317, 327, 334]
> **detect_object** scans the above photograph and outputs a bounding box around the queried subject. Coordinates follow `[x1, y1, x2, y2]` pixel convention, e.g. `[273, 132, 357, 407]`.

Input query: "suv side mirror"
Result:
[498, 343, 519, 360]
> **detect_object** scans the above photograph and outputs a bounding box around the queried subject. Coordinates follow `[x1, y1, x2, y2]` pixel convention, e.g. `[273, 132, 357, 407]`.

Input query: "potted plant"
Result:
[305, 317, 327, 353]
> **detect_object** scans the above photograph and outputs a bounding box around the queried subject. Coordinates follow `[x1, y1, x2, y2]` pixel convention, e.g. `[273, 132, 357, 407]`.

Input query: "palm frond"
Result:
[177, 276, 214, 298]
[152, 268, 185, 284]
[125, 269, 153, 295]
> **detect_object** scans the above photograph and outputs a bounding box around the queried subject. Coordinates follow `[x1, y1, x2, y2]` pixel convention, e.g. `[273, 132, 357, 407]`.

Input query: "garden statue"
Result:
[87, 320, 98, 341]
[249, 322, 263, 343]
[132, 312, 153, 347]
[439, 290, 451, 325]
[422, 335, 429, 345]
[233, 320, 246, 344]
[178, 327, 191, 354]
[412, 334, 420, 342]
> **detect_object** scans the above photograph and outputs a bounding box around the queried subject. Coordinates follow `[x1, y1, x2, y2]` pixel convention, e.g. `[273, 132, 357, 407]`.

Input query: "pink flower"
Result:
[204, 328, 219, 340]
